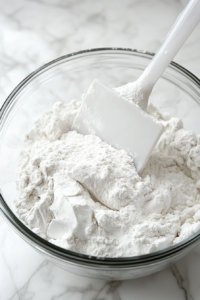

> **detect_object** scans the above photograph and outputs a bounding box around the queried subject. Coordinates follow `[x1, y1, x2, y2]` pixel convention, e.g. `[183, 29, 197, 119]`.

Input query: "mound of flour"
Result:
[15, 100, 200, 257]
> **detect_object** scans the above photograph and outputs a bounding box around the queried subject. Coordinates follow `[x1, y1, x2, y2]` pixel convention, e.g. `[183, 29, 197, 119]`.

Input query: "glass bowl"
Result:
[0, 48, 200, 280]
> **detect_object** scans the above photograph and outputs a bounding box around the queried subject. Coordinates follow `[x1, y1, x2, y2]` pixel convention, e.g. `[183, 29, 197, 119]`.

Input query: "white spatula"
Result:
[72, 0, 200, 173]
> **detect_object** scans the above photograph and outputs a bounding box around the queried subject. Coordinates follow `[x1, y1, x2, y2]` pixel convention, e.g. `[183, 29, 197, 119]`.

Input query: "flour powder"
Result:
[15, 100, 200, 257]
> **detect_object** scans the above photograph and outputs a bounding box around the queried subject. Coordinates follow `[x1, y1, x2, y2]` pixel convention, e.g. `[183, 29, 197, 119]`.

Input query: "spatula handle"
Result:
[142, 0, 200, 89]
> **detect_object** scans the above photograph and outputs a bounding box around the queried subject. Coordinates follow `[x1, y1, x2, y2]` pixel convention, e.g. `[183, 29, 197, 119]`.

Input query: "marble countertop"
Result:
[0, 0, 200, 299]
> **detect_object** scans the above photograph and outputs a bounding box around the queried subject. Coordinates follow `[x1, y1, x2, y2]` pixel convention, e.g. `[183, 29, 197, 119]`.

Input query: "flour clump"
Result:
[15, 100, 200, 257]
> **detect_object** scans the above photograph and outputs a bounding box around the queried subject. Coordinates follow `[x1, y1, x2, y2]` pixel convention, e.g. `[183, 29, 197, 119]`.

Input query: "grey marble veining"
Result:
[0, 0, 200, 299]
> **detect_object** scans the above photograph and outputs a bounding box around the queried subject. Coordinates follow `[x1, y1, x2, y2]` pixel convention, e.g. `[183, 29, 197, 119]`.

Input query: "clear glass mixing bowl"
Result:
[0, 48, 199, 280]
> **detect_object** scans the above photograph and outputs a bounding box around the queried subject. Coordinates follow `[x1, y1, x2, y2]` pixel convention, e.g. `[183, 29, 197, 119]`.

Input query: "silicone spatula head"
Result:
[72, 80, 163, 173]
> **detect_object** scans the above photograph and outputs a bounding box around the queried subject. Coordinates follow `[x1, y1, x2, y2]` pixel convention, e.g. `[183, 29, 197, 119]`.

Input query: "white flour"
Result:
[114, 73, 152, 111]
[15, 100, 200, 257]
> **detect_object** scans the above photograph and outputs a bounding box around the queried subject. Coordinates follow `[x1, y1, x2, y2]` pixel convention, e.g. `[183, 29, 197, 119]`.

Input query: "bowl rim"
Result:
[0, 47, 200, 266]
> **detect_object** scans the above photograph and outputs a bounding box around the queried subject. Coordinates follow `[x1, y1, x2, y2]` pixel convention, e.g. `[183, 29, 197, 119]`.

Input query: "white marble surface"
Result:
[0, 0, 200, 299]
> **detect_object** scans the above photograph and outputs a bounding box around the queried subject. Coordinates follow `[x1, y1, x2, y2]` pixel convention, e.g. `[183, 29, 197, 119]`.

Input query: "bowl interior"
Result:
[0, 49, 199, 240]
